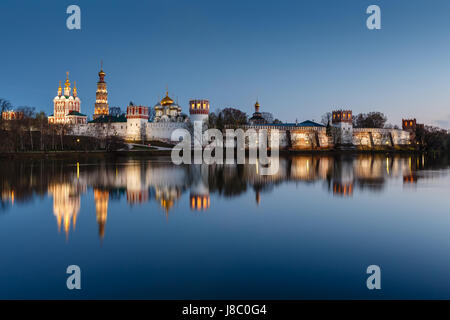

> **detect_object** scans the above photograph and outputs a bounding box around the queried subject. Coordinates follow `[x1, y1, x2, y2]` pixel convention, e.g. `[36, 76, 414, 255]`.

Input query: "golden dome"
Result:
[65, 71, 70, 87]
[255, 101, 260, 108]
[161, 91, 174, 106]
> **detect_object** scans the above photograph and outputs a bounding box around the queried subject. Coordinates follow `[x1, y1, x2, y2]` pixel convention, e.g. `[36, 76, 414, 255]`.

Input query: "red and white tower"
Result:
[332, 109, 353, 144]
[126, 103, 149, 142]
[189, 99, 209, 123]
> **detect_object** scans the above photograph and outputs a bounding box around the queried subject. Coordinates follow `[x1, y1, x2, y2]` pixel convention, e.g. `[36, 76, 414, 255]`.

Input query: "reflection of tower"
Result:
[330, 158, 355, 197]
[93, 62, 109, 120]
[189, 165, 210, 211]
[1, 189, 15, 205]
[94, 189, 109, 239]
[155, 187, 181, 217]
[48, 183, 81, 239]
[255, 190, 261, 205]
[332, 182, 353, 196]
[126, 163, 149, 204]
[403, 156, 420, 185]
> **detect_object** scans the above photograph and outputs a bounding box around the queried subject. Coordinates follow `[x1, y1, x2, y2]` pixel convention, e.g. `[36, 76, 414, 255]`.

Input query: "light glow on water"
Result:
[0, 154, 449, 299]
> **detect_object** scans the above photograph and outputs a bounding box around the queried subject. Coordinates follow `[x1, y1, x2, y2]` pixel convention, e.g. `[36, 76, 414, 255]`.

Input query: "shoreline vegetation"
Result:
[1, 100, 450, 159]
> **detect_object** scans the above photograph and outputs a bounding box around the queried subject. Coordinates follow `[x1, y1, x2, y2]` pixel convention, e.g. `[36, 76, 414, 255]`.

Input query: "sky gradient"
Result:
[1, 0, 450, 128]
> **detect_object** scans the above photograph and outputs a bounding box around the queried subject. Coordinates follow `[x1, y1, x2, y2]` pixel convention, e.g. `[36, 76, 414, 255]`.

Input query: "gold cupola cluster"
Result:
[153, 89, 185, 123]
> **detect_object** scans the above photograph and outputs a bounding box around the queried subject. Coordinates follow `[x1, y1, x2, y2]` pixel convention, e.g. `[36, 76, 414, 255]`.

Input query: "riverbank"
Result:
[0, 149, 173, 160]
[0, 147, 428, 160]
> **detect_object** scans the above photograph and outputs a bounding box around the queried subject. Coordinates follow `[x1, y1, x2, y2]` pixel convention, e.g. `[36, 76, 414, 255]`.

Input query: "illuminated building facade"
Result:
[2, 110, 24, 121]
[48, 72, 87, 124]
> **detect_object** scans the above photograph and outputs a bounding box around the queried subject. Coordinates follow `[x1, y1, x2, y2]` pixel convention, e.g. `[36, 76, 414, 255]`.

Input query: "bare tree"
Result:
[321, 112, 332, 126]
[0, 98, 12, 113]
[35, 111, 47, 150]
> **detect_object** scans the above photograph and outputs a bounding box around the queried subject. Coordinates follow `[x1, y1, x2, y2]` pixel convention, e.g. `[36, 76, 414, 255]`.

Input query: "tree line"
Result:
[0, 98, 125, 153]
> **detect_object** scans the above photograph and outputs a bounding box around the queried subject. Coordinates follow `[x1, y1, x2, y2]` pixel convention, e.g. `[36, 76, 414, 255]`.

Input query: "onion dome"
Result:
[57, 81, 62, 96]
[254, 100, 260, 112]
[154, 102, 162, 110]
[73, 81, 77, 97]
[161, 91, 174, 106]
[65, 71, 70, 88]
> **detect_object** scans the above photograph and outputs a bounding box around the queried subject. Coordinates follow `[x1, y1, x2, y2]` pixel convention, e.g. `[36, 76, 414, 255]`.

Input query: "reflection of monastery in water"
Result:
[48, 183, 85, 239]
[0, 155, 447, 240]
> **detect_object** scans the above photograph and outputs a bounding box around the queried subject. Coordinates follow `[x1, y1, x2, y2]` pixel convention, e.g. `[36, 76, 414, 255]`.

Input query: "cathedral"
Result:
[48, 72, 87, 124]
[153, 91, 187, 122]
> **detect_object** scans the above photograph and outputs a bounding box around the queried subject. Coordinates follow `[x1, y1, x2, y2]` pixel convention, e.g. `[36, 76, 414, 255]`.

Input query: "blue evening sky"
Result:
[1, 0, 450, 128]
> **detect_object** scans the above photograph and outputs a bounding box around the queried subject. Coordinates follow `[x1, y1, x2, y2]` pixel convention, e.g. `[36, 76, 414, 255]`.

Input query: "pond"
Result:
[1, 154, 449, 299]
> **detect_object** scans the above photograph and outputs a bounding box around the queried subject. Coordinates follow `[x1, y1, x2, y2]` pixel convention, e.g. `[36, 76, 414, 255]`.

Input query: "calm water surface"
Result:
[1, 154, 450, 299]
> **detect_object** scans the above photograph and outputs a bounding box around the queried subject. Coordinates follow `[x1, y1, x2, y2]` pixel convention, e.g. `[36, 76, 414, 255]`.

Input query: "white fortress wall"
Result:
[146, 122, 187, 141]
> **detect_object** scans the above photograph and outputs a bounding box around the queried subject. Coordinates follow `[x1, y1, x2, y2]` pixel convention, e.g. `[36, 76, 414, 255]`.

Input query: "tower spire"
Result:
[64, 71, 71, 96]
[58, 81, 62, 96]
[65, 71, 70, 87]
[98, 61, 106, 83]
[73, 81, 77, 97]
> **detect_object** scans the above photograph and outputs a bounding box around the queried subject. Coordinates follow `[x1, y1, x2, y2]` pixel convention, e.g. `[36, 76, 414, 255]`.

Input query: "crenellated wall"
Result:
[69, 122, 127, 138]
[69, 120, 412, 150]
[241, 124, 411, 150]
[242, 125, 331, 150]
[68, 121, 187, 143]
[353, 128, 410, 148]
[147, 122, 187, 142]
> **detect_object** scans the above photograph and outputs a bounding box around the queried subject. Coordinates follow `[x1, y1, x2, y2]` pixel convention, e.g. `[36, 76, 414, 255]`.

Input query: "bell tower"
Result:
[93, 61, 109, 120]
